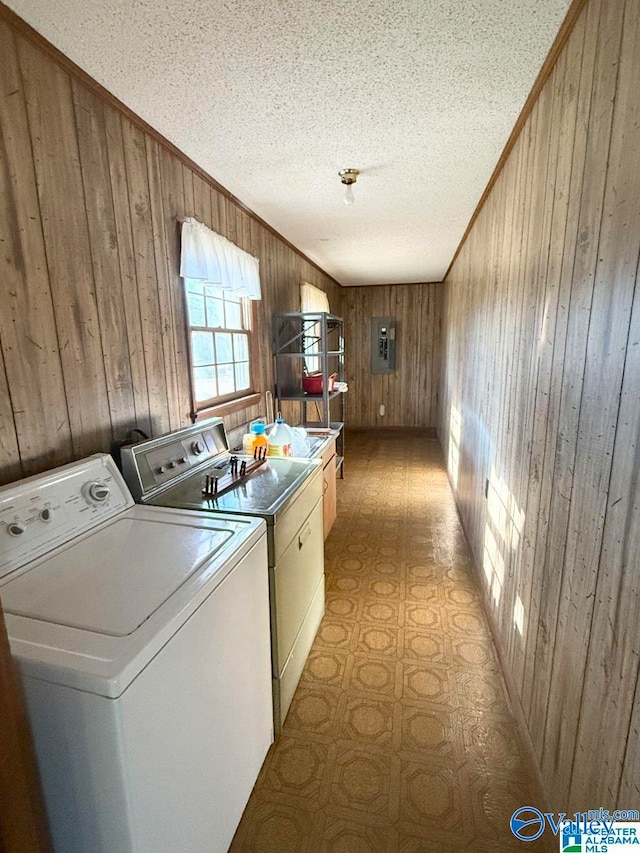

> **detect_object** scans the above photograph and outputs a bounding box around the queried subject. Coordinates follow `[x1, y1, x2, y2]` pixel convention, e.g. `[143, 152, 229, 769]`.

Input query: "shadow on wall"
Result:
[446, 403, 527, 642]
[483, 464, 526, 630]
[448, 404, 462, 488]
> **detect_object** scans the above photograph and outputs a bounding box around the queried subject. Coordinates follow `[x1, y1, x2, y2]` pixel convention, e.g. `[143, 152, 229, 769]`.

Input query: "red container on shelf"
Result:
[302, 372, 337, 394]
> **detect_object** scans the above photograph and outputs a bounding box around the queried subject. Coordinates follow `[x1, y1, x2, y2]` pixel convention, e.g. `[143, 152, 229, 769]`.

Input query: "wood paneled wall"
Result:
[0, 13, 341, 487]
[439, 0, 640, 811]
[343, 284, 442, 428]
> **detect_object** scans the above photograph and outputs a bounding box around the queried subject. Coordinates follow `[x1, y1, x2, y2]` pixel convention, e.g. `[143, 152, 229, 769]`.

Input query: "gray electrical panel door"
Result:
[371, 317, 396, 374]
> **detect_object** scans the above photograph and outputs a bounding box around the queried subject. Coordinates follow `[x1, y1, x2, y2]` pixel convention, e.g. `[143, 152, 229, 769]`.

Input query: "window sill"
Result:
[192, 392, 262, 422]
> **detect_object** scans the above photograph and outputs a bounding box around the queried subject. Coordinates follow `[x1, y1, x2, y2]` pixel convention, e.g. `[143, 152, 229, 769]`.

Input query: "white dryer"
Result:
[0, 454, 272, 853]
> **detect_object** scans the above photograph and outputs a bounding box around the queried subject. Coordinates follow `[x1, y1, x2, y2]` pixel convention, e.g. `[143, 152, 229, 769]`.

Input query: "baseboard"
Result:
[346, 425, 438, 435]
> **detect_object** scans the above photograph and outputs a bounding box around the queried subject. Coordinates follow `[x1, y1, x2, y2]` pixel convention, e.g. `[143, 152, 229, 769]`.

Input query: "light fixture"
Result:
[339, 168, 360, 206]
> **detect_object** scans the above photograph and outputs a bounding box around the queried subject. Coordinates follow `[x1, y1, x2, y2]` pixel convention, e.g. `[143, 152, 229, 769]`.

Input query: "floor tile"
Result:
[230, 431, 543, 852]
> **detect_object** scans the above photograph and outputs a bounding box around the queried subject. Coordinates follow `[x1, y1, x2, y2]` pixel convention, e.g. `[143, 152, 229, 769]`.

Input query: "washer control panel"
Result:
[0, 455, 131, 580]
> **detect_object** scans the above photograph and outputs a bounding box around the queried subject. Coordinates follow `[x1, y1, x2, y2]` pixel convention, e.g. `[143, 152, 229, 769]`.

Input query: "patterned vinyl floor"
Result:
[230, 430, 546, 853]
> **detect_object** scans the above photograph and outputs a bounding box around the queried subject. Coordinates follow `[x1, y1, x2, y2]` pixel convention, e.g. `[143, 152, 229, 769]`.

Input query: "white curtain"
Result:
[301, 282, 330, 313]
[180, 217, 262, 300]
[300, 283, 330, 374]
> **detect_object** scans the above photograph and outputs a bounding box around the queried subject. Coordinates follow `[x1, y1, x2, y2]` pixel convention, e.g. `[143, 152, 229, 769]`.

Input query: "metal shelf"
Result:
[272, 350, 344, 357]
[272, 311, 343, 322]
[273, 312, 346, 476]
[277, 390, 342, 402]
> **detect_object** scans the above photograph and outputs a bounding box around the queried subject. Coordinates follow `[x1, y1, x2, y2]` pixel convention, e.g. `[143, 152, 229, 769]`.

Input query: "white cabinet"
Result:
[273, 498, 324, 725]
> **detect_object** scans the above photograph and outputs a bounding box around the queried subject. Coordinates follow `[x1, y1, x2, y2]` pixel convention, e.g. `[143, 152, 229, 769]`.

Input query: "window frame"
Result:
[184, 282, 259, 415]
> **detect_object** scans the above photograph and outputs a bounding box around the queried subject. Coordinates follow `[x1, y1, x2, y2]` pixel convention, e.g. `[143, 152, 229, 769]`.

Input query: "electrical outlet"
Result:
[379, 404, 385, 416]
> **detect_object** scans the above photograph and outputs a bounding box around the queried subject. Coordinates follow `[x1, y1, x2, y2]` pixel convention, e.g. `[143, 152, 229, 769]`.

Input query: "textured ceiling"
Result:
[6, 0, 571, 285]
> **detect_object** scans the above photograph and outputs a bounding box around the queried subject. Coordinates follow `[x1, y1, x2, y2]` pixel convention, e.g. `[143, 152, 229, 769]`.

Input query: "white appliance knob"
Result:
[7, 522, 25, 536]
[179, 457, 188, 464]
[90, 483, 110, 502]
[168, 461, 177, 469]
[84, 482, 110, 503]
[40, 508, 52, 522]
[192, 441, 205, 455]
[157, 465, 167, 474]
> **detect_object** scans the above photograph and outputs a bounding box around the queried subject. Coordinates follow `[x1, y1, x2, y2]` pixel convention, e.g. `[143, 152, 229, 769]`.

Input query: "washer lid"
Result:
[1, 516, 233, 636]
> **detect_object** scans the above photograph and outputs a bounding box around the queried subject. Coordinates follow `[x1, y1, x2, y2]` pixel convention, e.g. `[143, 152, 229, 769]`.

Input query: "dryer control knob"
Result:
[83, 481, 110, 504]
[7, 522, 25, 536]
[192, 441, 205, 455]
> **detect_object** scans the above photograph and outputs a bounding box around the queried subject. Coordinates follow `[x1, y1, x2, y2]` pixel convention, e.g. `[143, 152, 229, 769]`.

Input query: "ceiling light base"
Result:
[339, 168, 360, 185]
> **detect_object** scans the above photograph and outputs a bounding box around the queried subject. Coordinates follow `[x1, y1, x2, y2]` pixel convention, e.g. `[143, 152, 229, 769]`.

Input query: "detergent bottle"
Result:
[243, 421, 269, 456]
[267, 415, 293, 457]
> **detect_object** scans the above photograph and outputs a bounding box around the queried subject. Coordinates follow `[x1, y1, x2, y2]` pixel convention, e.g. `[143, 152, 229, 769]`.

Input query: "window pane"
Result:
[217, 363, 235, 396]
[215, 332, 233, 363]
[191, 331, 215, 366]
[187, 292, 206, 326]
[235, 361, 250, 391]
[205, 297, 225, 329]
[225, 298, 242, 330]
[188, 283, 252, 407]
[194, 366, 217, 402]
[233, 333, 249, 361]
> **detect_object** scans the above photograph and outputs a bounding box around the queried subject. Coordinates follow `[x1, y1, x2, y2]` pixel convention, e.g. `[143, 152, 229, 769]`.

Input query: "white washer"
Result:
[0, 454, 273, 853]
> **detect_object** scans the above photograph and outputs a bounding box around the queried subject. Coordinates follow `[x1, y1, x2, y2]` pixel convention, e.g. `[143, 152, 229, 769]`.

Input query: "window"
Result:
[185, 280, 253, 408]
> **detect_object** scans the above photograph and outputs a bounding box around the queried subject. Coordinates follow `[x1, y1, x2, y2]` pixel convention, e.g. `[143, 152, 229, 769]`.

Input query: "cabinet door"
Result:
[273, 500, 324, 670]
[320, 438, 336, 471]
[323, 455, 337, 540]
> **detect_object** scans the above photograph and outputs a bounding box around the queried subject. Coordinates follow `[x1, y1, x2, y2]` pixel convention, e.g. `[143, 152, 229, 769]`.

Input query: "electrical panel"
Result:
[371, 317, 396, 374]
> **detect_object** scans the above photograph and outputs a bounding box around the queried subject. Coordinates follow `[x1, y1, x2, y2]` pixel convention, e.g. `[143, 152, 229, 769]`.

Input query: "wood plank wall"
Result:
[0, 13, 341, 487]
[438, 0, 640, 811]
[343, 284, 442, 428]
